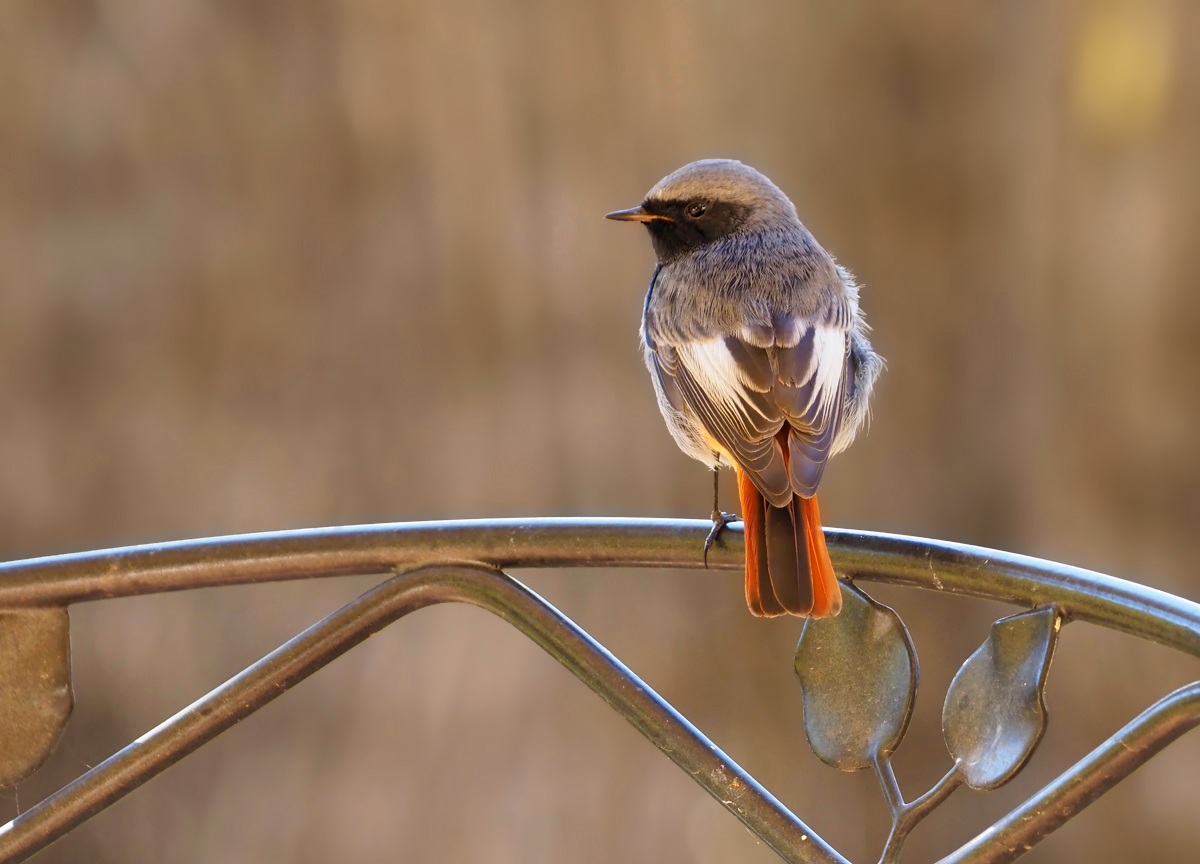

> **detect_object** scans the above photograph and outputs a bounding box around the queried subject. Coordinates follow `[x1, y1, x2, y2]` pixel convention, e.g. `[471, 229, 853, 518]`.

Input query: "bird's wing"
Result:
[772, 322, 849, 497]
[654, 315, 849, 505]
[662, 338, 791, 505]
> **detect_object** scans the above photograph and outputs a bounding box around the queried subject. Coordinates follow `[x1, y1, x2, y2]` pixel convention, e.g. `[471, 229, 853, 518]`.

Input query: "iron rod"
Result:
[1, 519, 1197, 658]
[0, 564, 847, 864]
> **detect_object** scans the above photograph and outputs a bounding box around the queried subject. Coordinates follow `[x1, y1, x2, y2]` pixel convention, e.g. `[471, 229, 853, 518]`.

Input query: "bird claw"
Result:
[703, 510, 739, 568]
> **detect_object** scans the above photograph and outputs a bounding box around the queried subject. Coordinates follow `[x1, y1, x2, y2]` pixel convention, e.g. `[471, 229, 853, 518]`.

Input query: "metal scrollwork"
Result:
[0, 519, 1198, 864]
[796, 584, 1062, 863]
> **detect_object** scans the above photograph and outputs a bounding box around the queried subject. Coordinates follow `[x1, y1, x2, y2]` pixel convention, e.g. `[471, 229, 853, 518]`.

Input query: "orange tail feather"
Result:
[800, 495, 842, 617]
[737, 468, 841, 619]
[738, 469, 785, 617]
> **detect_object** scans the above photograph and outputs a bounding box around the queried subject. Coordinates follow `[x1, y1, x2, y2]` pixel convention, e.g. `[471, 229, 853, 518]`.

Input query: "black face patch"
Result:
[641, 198, 750, 262]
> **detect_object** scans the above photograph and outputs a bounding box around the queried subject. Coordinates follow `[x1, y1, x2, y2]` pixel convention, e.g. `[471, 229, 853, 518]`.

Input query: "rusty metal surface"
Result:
[0, 610, 72, 787]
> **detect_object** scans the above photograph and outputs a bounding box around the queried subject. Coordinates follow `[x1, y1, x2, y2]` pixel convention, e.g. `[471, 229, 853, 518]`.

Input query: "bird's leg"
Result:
[703, 464, 739, 568]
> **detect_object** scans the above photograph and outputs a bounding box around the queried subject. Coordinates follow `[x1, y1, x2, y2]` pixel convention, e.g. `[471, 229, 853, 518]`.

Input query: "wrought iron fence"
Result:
[0, 518, 1198, 863]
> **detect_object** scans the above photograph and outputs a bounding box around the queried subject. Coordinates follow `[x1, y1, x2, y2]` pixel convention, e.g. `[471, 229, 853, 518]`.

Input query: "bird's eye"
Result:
[685, 202, 708, 219]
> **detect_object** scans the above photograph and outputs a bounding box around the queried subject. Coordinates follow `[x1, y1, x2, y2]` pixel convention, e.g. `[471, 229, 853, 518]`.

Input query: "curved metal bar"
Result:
[0, 519, 728, 606]
[938, 680, 1200, 864]
[831, 531, 1200, 659]
[0, 564, 847, 864]
[1, 519, 1198, 658]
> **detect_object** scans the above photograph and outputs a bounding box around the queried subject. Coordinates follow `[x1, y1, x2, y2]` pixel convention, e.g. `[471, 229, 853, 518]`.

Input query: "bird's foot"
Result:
[703, 509, 739, 569]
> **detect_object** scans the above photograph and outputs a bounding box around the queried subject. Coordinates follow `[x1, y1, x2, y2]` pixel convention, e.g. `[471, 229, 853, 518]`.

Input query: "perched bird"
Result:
[608, 159, 881, 617]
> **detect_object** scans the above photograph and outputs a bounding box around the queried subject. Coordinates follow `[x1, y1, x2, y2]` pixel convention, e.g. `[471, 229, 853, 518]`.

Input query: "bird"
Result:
[607, 159, 881, 618]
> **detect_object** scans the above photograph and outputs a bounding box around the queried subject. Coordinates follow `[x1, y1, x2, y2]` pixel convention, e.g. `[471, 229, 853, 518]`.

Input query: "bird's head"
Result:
[606, 159, 799, 263]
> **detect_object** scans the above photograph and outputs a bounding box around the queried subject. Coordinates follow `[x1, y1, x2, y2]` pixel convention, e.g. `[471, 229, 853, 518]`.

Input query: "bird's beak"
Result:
[605, 206, 673, 223]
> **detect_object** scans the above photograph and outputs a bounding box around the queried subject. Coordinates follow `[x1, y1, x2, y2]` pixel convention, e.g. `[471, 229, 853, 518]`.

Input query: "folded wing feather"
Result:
[650, 318, 848, 504]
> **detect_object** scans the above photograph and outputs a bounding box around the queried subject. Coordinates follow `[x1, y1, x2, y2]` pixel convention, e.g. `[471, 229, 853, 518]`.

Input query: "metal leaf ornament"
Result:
[794, 582, 917, 770]
[943, 607, 1060, 790]
[0, 609, 73, 787]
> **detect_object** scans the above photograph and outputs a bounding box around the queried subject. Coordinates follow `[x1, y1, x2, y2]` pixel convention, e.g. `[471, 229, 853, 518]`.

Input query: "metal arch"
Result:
[0, 518, 1197, 864]
[1, 519, 1197, 656]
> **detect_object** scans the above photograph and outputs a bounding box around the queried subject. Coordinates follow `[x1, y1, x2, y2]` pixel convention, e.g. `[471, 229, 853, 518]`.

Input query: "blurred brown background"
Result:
[1, 0, 1199, 861]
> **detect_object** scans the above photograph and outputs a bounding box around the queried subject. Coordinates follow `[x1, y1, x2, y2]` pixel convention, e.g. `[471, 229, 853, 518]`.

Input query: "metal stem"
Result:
[902, 762, 964, 831]
[872, 753, 905, 817]
[0, 564, 848, 864]
[873, 754, 964, 864]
